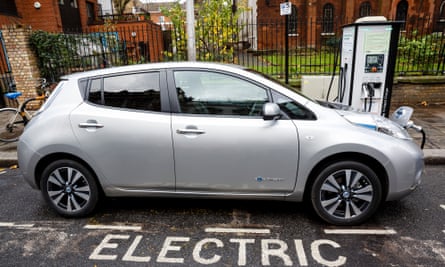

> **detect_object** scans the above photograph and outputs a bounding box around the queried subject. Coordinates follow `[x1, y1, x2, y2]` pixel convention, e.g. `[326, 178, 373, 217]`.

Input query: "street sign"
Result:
[280, 2, 292, 16]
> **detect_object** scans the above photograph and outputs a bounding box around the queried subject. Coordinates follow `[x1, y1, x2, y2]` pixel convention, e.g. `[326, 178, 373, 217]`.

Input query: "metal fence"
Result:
[29, 16, 445, 82]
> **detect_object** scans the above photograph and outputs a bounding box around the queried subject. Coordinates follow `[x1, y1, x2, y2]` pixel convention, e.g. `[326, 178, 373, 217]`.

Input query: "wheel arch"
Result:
[34, 152, 103, 194]
[303, 152, 389, 202]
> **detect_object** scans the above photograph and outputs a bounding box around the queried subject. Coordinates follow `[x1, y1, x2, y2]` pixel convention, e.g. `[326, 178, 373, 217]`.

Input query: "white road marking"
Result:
[442, 205, 445, 234]
[205, 227, 271, 234]
[84, 224, 142, 231]
[0, 222, 34, 228]
[324, 229, 397, 235]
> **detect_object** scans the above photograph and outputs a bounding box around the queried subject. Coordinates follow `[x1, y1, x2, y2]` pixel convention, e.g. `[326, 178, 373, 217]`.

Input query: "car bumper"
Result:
[385, 141, 424, 201]
[17, 138, 41, 190]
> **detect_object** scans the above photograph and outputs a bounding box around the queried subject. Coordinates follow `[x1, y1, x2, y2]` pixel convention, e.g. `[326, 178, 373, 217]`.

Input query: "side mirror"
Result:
[263, 103, 281, 121]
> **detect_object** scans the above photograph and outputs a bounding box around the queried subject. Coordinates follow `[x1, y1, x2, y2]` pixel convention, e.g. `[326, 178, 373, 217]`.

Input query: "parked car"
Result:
[17, 62, 424, 225]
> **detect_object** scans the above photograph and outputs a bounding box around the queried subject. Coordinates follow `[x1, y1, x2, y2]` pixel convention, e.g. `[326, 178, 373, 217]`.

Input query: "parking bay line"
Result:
[324, 229, 397, 235]
[0, 222, 35, 228]
[84, 224, 142, 231]
[442, 205, 445, 234]
[205, 227, 271, 234]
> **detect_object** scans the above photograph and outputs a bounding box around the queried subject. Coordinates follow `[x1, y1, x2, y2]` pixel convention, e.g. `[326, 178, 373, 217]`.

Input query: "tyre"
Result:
[0, 108, 24, 142]
[40, 159, 99, 217]
[311, 161, 382, 225]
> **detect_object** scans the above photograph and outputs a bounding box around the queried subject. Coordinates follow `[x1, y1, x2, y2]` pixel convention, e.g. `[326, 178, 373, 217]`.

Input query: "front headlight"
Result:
[341, 111, 412, 140]
[373, 115, 411, 140]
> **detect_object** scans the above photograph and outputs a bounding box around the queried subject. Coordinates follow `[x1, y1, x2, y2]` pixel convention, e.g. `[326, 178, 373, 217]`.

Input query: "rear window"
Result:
[87, 72, 161, 112]
[37, 81, 66, 113]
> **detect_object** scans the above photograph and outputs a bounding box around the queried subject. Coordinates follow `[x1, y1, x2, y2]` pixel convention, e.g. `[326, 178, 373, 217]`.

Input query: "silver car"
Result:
[18, 62, 423, 225]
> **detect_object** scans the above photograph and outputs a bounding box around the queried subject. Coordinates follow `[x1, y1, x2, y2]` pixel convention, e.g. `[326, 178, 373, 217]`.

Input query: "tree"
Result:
[113, 0, 132, 15]
[163, 0, 248, 62]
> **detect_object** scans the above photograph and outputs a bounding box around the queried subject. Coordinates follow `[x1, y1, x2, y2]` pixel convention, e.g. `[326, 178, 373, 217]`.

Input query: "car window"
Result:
[88, 78, 102, 104]
[87, 72, 161, 112]
[272, 91, 316, 120]
[174, 71, 268, 116]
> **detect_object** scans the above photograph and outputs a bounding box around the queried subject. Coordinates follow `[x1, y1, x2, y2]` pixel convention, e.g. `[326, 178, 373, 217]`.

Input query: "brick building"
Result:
[0, 0, 164, 105]
[0, 0, 99, 32]
[258, 0, 442, 21]
[256, 0, 445, 49]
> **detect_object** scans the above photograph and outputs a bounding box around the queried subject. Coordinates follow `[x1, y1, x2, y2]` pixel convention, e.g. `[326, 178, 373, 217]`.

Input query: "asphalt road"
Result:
[0, 166, 444, 267]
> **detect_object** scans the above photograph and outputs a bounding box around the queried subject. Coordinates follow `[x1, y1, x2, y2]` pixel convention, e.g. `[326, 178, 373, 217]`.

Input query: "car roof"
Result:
[61, 62, 247, 80]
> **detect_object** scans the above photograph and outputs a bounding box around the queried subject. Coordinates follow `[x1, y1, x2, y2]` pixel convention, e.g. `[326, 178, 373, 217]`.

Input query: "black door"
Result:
[59, 0, 82, 32]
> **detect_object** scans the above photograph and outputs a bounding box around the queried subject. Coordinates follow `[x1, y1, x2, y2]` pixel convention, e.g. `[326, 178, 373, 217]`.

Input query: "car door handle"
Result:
[176, 128, 205, 135]
[79, 122, 104, 128]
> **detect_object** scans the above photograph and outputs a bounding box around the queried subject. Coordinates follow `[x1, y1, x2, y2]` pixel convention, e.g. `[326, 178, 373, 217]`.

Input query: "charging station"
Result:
[338, 17, 401, 117]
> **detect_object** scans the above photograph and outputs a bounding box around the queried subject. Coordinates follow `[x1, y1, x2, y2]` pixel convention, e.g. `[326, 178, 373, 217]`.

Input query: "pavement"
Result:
[407, 106, 445, 164]
[0, 106, 444, 168]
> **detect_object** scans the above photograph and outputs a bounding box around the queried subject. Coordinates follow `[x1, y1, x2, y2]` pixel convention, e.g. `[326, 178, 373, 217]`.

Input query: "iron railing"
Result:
[30, 23, 163, 82]
[29, 16, 445, 82]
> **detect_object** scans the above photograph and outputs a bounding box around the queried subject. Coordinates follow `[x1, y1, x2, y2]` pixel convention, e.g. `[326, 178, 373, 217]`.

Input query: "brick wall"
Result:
[15, 0, 63, 32]
[256, 0, 438, 49]
[0, 15, 23, 26]
[10, 0, 99, 33]
[257, 0, 436, 20]
[390, 78, 445, 109]
[1, 25, 41, 106]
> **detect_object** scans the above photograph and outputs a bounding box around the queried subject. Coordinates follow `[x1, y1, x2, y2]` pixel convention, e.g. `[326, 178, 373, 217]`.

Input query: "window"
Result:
[434, 1, 445, 31]
[59, 0, 78, 8]
[272, 91, 316, 120]
[86, 2, 95, 24]
[70, 0, 78, 8]
[440, 1, 445, 19]
[396, 0, 408, 29]
[88, 78, 102, 104]
[323, 4, 335, 33]
[174, 71, 268, 116]
[288, 5, 298, 35]
[87, 72, 161, 112]
[359, 2, 372, 17]
[0, 0, 18, 16]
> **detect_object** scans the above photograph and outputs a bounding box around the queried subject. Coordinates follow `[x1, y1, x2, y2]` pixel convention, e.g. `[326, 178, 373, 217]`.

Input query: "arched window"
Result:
[359, 2, 372, 17]
[323, 3, 334, 33]
[288, 5, 298, 35]
[396, 0, 408, 29]
[440, 0, 445, 19]
[434, 0, 445, 31]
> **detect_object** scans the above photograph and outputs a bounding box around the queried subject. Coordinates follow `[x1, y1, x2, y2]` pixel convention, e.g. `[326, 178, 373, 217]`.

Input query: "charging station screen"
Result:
[365, 54, 384, 73]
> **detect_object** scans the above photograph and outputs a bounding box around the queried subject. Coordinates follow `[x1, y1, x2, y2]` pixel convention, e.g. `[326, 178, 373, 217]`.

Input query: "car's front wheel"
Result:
[40, 159, 99, 217]
[311, 161, 382, 225]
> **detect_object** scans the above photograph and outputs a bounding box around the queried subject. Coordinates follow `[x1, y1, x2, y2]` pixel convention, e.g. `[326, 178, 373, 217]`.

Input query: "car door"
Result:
[70, 71, 175, 190]
[170, 70, 299, 194]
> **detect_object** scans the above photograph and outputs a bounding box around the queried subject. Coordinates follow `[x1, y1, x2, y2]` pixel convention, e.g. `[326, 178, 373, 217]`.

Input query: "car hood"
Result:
[336, 109, 380, 130]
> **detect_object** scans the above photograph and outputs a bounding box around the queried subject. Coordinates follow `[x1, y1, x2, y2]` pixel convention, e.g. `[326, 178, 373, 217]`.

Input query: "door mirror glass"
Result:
[263, 103, 281, 120]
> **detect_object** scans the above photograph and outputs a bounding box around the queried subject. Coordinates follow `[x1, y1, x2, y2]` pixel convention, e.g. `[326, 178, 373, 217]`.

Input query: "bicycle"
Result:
[0, 78, 50, 142]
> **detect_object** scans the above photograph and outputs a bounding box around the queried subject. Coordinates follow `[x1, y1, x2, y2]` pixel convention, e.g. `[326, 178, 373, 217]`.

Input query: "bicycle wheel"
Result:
[0, 108, 25, 142]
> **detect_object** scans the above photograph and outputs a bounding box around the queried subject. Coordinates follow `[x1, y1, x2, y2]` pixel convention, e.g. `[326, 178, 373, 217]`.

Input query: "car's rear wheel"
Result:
[40, 159, 99, 217]
[311, 161, 382, 225]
